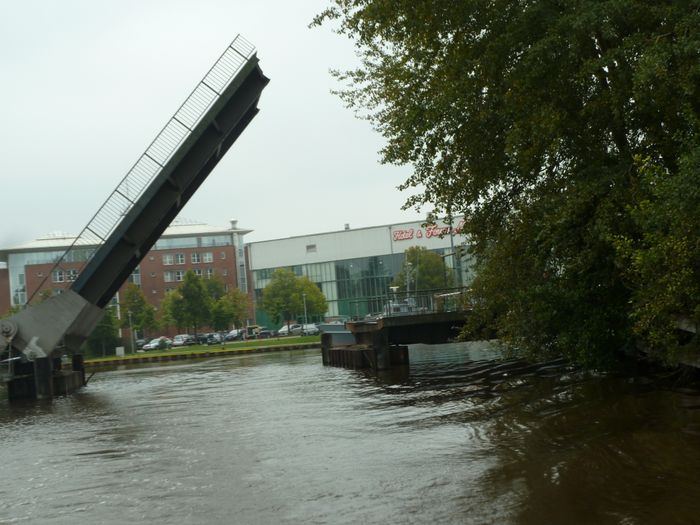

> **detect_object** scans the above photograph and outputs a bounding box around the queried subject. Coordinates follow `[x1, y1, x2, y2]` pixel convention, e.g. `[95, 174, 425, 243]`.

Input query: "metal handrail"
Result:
[348, 287, 471, 320]
[28, 36, 256, 304]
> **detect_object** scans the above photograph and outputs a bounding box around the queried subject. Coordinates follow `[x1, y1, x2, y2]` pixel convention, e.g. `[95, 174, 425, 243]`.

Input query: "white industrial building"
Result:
[247, 218, 471, 325]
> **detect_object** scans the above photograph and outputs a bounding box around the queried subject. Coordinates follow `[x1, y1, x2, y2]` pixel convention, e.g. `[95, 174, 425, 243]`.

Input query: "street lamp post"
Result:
[302, 293, 308, 328]
[440, 253, 450, 287]
[127, 310, 136, 354]
[405, 262, 412, 299]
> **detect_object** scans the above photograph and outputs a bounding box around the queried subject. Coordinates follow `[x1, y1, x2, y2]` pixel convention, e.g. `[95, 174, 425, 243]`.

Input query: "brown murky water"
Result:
[2, 342, 700, 524]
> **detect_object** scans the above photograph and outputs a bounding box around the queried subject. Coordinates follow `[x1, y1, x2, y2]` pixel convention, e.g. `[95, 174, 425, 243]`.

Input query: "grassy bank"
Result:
[85, 335, 321, 365]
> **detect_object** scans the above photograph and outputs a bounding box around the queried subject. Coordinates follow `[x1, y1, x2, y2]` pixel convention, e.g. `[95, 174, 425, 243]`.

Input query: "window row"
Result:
[52, 269, 79, 283]
[161, 251, 227, 265]
[163, 268, 217, 282]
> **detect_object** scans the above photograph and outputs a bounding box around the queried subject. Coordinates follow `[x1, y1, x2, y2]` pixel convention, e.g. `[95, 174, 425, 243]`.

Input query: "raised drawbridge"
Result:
[0, 35, 268, 399]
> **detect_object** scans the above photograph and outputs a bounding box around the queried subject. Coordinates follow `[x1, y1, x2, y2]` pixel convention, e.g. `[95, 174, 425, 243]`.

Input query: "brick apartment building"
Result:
[0, 219, 253, 325]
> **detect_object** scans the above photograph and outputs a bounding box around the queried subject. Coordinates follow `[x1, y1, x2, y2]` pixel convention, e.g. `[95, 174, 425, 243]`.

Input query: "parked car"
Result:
[301, 324, 320, 336]
[135, 338, 147, 349]
[206, 333, 223, 345]
[256, 329, 273, 339]
[277, 324, 302, 336]
[172, 334, 195, 347]
[142, 337, 172, 350]
[225, 329, 242, 341]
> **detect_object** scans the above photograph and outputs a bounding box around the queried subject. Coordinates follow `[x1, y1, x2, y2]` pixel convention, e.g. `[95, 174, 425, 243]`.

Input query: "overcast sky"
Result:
[0, 0, 424, 248]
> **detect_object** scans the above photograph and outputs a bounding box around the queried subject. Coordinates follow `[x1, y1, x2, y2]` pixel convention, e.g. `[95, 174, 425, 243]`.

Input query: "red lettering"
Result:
[392, 229, 414, 241]
[425, 225, 450, 238]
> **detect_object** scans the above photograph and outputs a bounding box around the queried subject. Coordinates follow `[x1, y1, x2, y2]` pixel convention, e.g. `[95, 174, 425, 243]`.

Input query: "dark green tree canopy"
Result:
[161, 271, 211, 334]
[121, 283, 157, 336]
[392, 246, 452, 292]
[210, 288, 250, 332]
[85, 306, 121, 357]
[262, 269, 328, 326]
[159, 272, 251, 333]
[315, 1, 700, 363]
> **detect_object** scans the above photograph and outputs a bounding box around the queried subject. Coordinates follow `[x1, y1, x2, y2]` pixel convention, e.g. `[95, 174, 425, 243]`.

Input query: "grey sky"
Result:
[0, 0, 423, 248]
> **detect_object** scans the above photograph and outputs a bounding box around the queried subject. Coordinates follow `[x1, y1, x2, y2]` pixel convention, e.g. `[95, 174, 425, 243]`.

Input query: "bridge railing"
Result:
[349, 287, 470, 321]
[27, 35, 257, 305]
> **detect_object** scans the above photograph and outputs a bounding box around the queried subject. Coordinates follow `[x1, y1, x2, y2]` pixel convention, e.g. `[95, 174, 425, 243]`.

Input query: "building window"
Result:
[176, 253, 185, 265]
[175, 270, 185, 282]
[52, 270, 64, 283]
[206, 268, 214, 279]
[203, 252, 213, 263]
[193, 269, 202, 277]
[192, 252, 201, 264]
[67, 269, 79, 282]
[150, 272, 156, 278]
[164, 271, 174, 282]
[222, 269, 228, 276]
[306, 244, 317, 253]
[220, 251, 226, 260]
[163, 254, 174, 265]
[165, 288, 174, 294]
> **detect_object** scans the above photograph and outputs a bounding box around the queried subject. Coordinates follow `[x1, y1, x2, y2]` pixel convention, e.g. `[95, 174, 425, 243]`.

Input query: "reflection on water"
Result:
[1, 343, 700, 524]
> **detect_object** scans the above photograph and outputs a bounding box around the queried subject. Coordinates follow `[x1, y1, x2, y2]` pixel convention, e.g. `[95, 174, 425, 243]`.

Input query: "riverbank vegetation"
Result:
[314, 1, 699, 365]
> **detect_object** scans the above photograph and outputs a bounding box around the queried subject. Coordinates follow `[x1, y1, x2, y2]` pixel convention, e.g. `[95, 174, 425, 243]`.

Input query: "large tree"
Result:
[262, 269, 327, 328]
[210, 288, 250, 332]
[315, 1, 700, 364]
[176, 271, 211, 334]
[392, 246, 452, 292]
[85, 306, 121, 357]
[121, 283, 157, 338]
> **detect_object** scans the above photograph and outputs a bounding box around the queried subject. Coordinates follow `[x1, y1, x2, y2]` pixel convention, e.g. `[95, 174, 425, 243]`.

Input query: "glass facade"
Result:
[252, 252, 452, 327]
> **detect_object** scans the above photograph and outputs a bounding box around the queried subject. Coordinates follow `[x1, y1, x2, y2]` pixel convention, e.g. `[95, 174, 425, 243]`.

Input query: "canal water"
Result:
[2, 342, 700, 524]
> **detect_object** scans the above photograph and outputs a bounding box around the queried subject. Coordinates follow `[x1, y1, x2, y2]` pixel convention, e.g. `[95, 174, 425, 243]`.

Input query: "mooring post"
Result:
[33, 357, 53, 400]
[372, 329, 391, 370]
[72, 354, 86, 386]
[321, 333, 332, 365]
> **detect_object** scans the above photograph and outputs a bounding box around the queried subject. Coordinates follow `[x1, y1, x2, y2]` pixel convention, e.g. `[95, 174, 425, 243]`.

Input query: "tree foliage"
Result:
[314, 1, 700, 364]
[159, 272, 250, 333]
[204, 274, 227, 301]
[262, 269, 328, 326]
[85, 306, 121, 357]
[159, 271, 211, 334]
[392, 246, 452, 292]
[211, 288, 250, 332]
[121, 283, 157, 337]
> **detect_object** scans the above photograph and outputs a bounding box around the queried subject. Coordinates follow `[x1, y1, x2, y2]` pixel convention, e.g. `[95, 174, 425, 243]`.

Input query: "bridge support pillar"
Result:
[72, 354, 86, 386]
[372, 330, 391, 370]
[33, 357, 54, 400]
